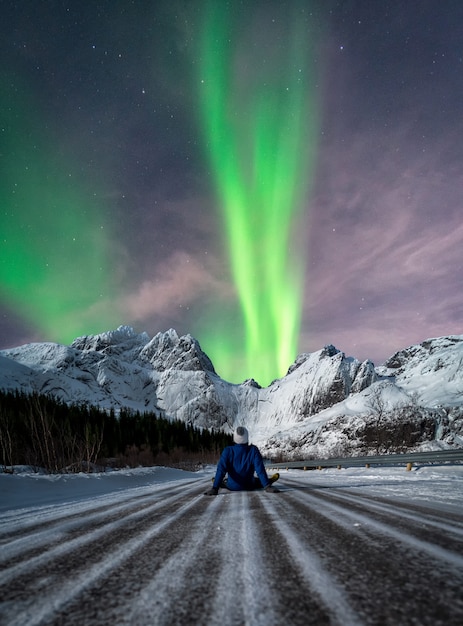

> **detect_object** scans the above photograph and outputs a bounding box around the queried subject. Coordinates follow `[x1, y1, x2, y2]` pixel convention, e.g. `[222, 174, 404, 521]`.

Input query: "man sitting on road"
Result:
[204, 426, 280, 495]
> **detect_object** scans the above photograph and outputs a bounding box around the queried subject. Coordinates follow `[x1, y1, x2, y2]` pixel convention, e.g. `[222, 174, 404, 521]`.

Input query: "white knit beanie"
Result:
[234, 426, 249, 444]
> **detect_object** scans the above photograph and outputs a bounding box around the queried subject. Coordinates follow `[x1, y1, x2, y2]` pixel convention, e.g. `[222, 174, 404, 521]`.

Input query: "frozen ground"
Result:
[1, 464, 463, 625]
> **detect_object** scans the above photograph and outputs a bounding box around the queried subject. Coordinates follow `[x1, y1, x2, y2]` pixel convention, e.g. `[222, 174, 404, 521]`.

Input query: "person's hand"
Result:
[204, 487, 219, 496]
[264, 485, 280, 493]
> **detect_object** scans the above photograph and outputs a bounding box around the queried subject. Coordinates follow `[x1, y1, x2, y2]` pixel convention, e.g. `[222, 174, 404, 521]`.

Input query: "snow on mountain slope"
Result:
[242, 344, 377, 443]
[0, 326, 218, 416]
[377, 335, 463, 406]
[1, 326, 462, 456]
[261, 335, 463, 459]
[0, 354, 36, 393]
[261, 381, 444, 459]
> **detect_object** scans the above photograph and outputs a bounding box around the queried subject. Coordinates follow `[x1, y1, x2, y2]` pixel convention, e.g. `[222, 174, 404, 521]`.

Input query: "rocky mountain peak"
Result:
[140, 329, 216, 373]
[71, 325, 149, 352]
[384, 335, 463, 373]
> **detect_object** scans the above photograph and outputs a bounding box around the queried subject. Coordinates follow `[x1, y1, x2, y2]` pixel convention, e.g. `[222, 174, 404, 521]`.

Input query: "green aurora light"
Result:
[197, 2, 319, 385]
[0, 84, 119, 343]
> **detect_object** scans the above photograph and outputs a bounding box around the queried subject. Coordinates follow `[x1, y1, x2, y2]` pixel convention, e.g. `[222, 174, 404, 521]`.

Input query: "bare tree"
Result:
[365, 383, 392, 453]
[0, 406, 15, 472]
[82, 422, 104, 471]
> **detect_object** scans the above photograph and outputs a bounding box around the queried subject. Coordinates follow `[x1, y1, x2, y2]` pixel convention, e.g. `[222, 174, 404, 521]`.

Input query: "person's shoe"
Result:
[269, 472, 280, 485]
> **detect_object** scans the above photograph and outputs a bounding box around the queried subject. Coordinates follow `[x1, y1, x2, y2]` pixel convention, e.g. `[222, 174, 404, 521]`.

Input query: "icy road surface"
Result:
[1, 466, 463, 626]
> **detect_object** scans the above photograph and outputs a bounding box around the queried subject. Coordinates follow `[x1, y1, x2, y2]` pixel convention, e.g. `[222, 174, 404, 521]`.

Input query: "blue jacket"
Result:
[213, 443, 270, 491]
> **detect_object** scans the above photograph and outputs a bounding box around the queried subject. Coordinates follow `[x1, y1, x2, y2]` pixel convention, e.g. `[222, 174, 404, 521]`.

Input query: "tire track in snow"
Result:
[207, 491, 281, 626]
[120, 491, 280, 626]
[0, 480, 198, 566]
[48, 492, 226, 625]
[126, 495, 228, 625]
[32, 487, 279, 626]
[240, 492, 281, 626]
[209, 490, 356, 625]
[289, 480, 463, 545]
[0, 478, 198, 540]
[0, 481, 201, 587]
[2, 475, 463, 625]
[259, 493, 364, 626]
[285, 485, 463, 570]
[277, 483, 463, 624]
[1, 487, 205, 626]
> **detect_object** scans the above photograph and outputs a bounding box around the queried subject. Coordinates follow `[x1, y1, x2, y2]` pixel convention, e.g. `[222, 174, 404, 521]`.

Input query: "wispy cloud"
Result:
[303, 121, 463, 363]
[119, 250, 227, 322]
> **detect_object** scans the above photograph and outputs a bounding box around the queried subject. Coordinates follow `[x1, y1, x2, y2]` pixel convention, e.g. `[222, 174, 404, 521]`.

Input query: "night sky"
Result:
[1, 1, 462, 386]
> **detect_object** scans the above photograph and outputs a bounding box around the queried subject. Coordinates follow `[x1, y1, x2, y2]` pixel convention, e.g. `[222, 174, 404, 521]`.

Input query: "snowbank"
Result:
[0, 465, 212, 513]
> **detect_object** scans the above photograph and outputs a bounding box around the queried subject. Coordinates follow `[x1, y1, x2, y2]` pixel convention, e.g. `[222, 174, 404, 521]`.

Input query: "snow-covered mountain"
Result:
[1, 325, 462, 457]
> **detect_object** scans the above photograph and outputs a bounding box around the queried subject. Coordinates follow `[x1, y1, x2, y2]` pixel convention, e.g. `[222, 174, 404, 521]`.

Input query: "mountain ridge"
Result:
[1, 325, 462, 457]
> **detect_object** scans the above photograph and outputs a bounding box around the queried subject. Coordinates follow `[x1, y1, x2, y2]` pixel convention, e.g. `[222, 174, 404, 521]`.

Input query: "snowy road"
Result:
[1, 467, 463, 625]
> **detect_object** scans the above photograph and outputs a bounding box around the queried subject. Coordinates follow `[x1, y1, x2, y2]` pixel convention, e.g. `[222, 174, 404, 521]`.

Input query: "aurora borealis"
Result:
[1, 81, 119, 342]
[2, 0, 463, 386]
[197, 2, 318, 383]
